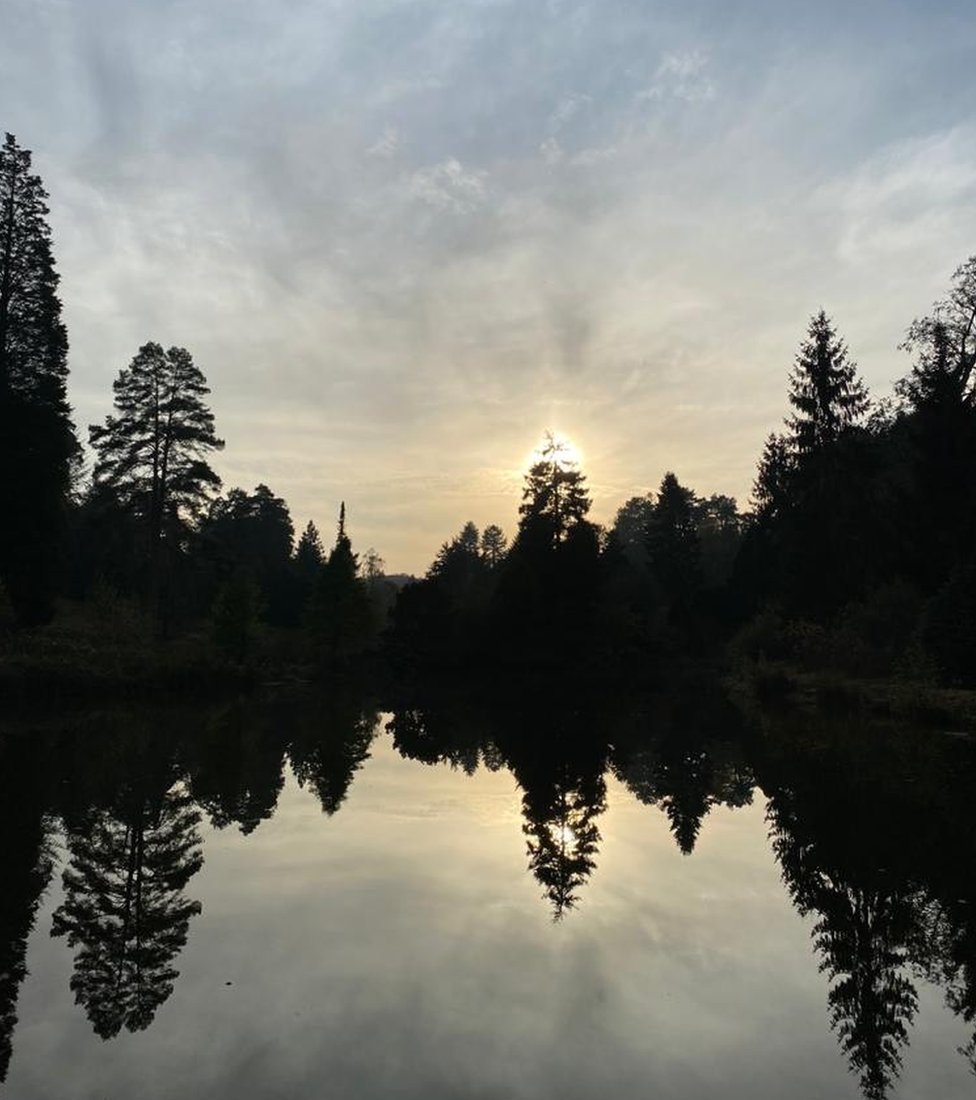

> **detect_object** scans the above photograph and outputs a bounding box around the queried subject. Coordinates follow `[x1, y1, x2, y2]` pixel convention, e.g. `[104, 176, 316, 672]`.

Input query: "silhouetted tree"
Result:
[427, 521, 487, 614]
[0, 132, 77, 624]
[480, 524, 507, 567]
[693, 494, 743, 588]
[518, 432, 591, 549]
[744, 312, 874, 618]
[648, 472, 701, 620]
[491, 435, 600, 661]
[51, 787, 204, 1039]
[788, 310, 869, 454]
[895, 259, 976, 590]
[202, 484, 296, 623]
[610, 494, 655, 569]
[307, 503, 372, 662]
[89, 342, 223, 624]
[295, 520, 324, 579]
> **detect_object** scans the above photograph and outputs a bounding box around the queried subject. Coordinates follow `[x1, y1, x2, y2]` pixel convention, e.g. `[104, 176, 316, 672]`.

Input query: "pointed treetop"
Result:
[338, 501, 346, 540]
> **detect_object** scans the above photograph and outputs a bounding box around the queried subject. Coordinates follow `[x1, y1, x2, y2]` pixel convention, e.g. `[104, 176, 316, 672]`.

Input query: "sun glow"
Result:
[524, 430, 584, 472]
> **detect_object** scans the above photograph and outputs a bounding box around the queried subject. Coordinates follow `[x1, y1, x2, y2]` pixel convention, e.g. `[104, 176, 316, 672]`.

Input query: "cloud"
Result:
[366, 126, 402, 158]
[638, 49, 715, 104]
[408, 157, 488, 215]
[3, 0, 976, 570]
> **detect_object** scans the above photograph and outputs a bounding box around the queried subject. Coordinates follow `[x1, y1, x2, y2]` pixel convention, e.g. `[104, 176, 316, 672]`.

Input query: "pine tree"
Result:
[89, 342, 223, 619]
[0, 133, 77, 624]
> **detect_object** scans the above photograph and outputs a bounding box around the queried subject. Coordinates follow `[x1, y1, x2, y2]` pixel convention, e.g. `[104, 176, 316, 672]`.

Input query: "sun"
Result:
[524, 430, 584, 472]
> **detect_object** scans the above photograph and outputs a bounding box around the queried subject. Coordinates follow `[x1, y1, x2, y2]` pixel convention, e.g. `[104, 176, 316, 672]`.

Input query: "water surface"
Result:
[1, 685, 974, 1099]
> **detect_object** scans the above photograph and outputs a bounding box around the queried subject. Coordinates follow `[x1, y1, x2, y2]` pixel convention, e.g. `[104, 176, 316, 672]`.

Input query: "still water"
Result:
[1, 684, 974, 1099]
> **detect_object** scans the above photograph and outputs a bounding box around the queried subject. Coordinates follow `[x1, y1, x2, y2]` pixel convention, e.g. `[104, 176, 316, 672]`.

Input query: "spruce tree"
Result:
[788, 310, 868, 454]
[748, 312, 873, 617]
[0, 133, 77, 624]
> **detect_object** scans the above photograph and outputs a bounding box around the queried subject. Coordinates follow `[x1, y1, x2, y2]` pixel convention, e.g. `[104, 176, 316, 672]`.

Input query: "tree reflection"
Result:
[612, 691, 754, 855]
[520, 761, 606, 920]
[763, 727, 924, 1100]
[185, 701, 287, 834]
[289, 693, 378, 815]
[51, 786, 203, 1039]
[0, 738, 54, 1083]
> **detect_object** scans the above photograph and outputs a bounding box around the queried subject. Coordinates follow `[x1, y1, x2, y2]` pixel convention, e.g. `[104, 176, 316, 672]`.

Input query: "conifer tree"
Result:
[517, 432, 591, 549]
[648, 472, 701, 603]
[308, 503, 371, 661]
[89, 342, 223, 618]
[0, 133, 77, 624]
[295, 520, 324, 579]
[788, 310, 868, 454]
[479, 524, 507, 567]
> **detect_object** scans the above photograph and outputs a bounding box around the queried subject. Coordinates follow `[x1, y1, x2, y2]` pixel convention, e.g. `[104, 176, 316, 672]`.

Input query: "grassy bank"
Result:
[728, 658, 976, 731]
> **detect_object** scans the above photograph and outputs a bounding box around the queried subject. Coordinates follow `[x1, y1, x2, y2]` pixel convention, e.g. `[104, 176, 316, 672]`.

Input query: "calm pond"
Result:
[1, 682, 974, 1099]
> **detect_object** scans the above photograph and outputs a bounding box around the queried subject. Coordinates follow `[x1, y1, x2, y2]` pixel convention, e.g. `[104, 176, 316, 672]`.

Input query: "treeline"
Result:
[2, 130, 975, 686]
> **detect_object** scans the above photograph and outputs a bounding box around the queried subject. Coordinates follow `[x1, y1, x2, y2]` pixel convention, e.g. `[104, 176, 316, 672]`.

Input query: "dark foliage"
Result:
[0, 134, 77, 625]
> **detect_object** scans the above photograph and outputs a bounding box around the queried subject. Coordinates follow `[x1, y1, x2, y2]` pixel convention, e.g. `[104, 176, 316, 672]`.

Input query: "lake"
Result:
[1, 680, 974, 1099]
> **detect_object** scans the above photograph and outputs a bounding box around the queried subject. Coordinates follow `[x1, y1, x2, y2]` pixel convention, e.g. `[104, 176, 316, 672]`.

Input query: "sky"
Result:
[3, 0, 976, 573]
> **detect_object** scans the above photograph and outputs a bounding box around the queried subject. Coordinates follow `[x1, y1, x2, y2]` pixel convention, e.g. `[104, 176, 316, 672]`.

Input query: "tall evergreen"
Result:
[787, 310, 868, 454]
[307, 503, 372, 662]
[0, 133, 77, 624]
[89, 342, 223, 620]
[747, 312, 873, 618]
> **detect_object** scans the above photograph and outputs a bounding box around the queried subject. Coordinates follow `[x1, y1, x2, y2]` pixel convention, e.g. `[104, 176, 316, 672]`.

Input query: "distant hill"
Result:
[382, 574, 417, 590]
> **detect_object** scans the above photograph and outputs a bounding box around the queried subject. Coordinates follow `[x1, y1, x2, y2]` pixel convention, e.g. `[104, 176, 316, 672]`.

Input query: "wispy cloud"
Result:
[637, 49, 716, 104]
[408, 158, 488, 215]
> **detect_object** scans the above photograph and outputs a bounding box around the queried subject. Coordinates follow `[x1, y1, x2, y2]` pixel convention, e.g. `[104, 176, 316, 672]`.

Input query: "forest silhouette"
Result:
[1, 131, 975, 693]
